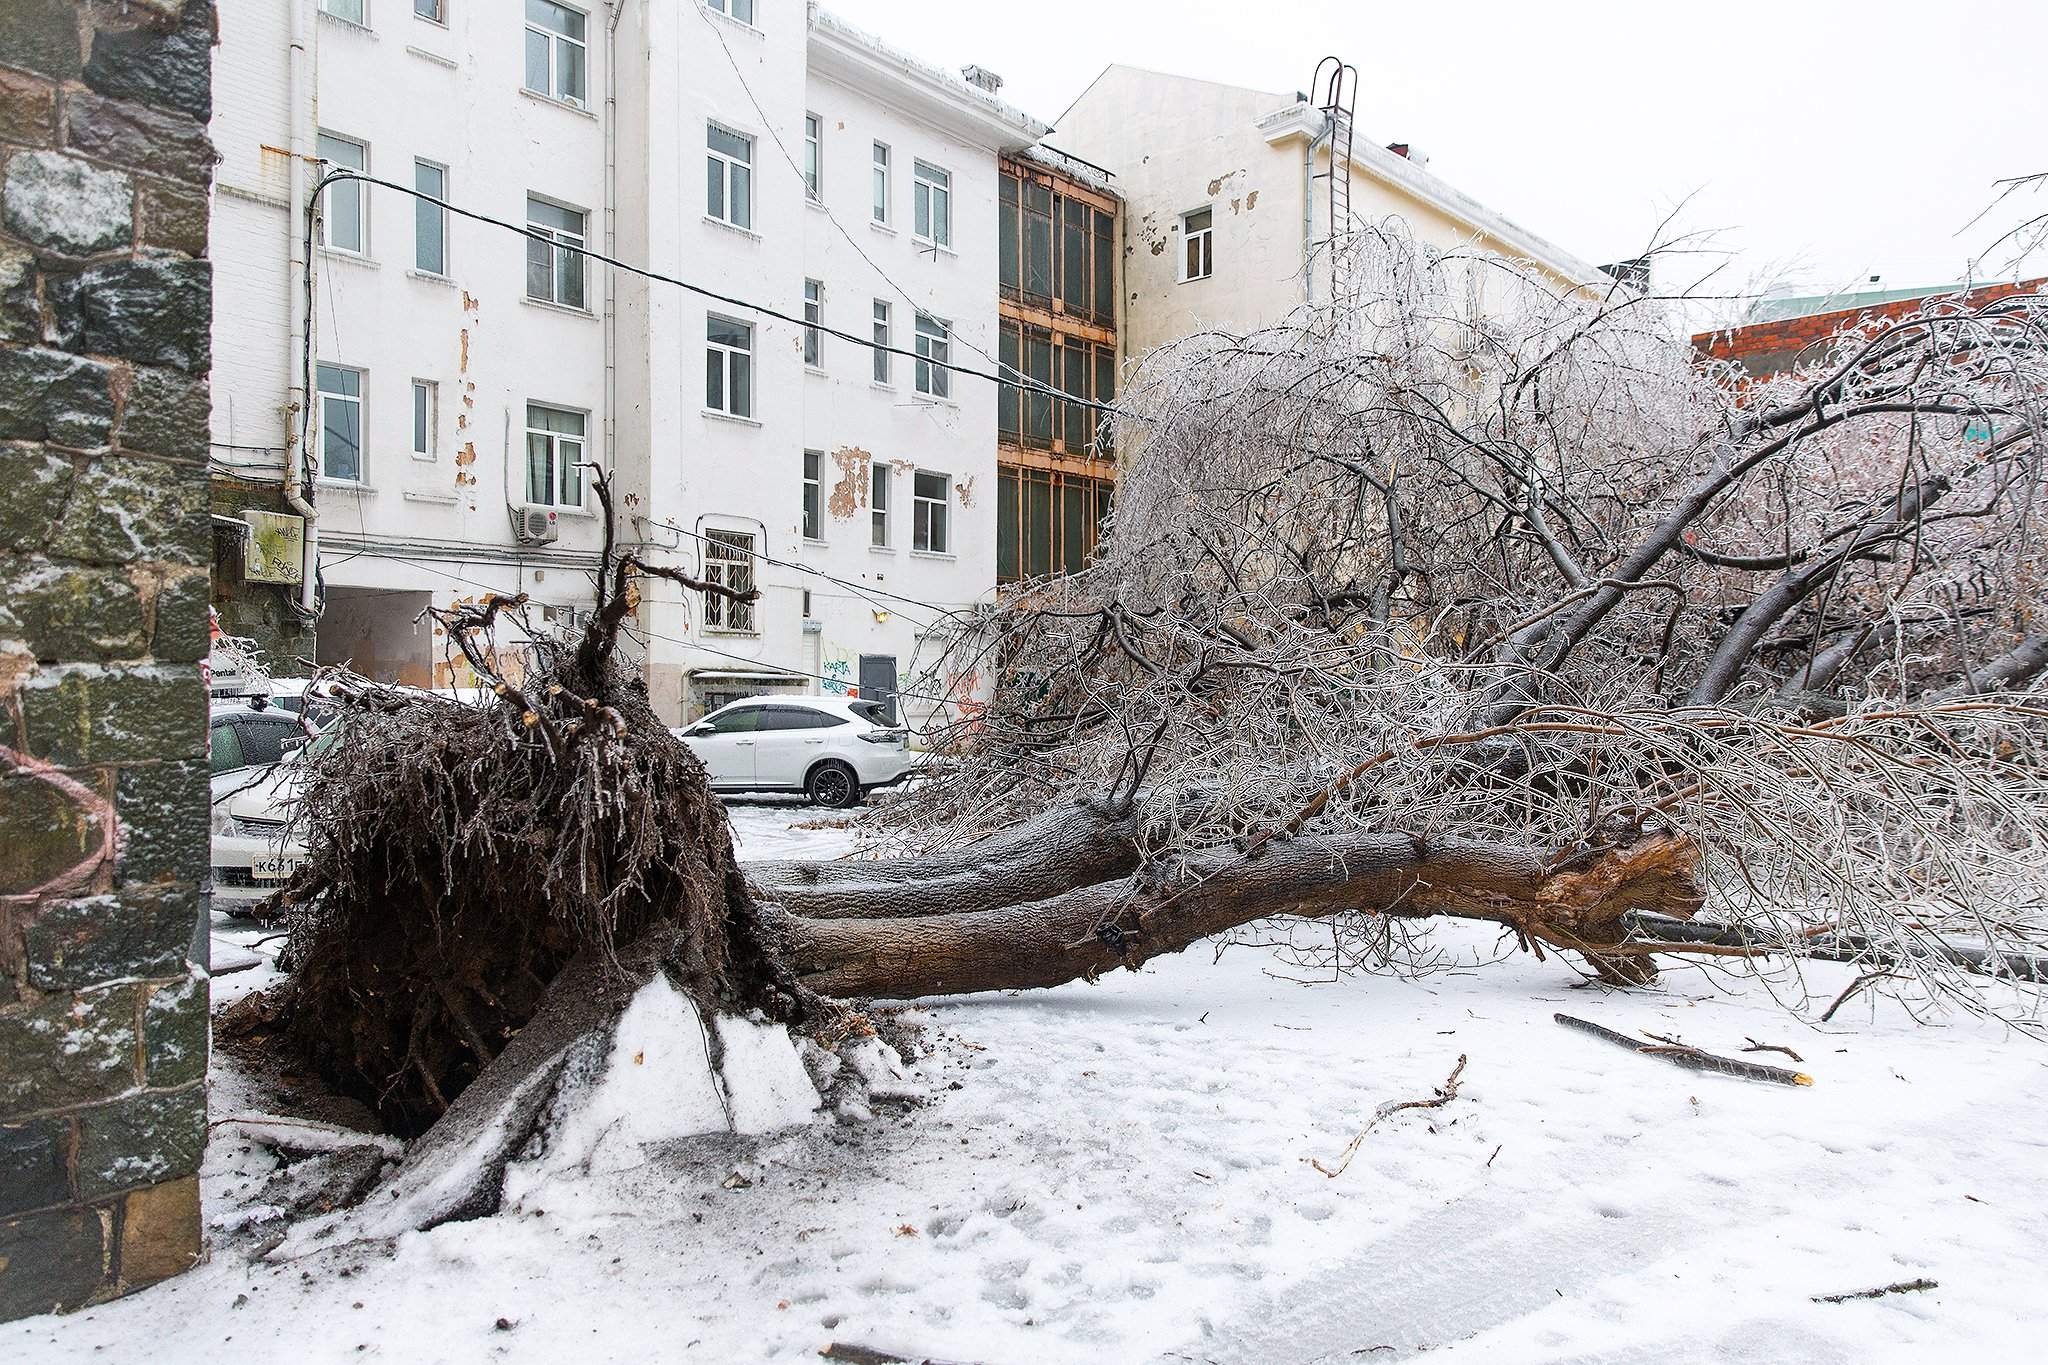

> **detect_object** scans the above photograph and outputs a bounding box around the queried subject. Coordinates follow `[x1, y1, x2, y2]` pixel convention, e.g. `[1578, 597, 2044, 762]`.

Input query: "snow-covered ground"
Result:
[11, 801, 2048, 1364]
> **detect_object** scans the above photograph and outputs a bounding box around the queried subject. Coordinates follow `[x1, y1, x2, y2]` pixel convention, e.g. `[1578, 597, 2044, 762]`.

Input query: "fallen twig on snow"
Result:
[209, 1114, 404, 1159]
[1812, 1276, 1937, 1304]
[1741, 1037, 1805, 1063]
[820, 1345, 978, 1365]
[1313, 1054, 1468, 1177]
[1553, 1014, 1813, 1087]
[1820, 971, 1903, 1023]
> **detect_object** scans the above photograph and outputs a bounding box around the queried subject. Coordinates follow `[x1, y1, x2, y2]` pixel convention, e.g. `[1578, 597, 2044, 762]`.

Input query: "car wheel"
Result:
[806, 760, 862, 809]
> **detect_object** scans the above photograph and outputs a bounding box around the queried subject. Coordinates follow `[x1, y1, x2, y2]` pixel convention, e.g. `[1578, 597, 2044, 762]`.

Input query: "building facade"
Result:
[994, 147, 1120, 584]
[209, 1, 1043, 721]
[1052, 66, 1607, 363]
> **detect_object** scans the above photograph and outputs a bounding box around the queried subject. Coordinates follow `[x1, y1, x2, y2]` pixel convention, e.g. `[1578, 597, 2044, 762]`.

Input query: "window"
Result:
[320, 0, 366, 22]
[914, 313, 949, 399]
[913, 470, 949, 554]
[315, 363, 363, 482]
[706, 124, 753, 229]
[803, 278, 824, 368]
[802, 449, 823, 540]
[525, 196, 586, 309]
[315, 133, 366, 254]
[870, 462, 890, 547]
[913, 160, 951, 247]
[414, 160, 446, 275]
[871, 142, 890, 223]
[1002, 324, 1116, 457]
[803, 113, 821, 202]
[415, 0, 445, 20]
[871, 299, 891, 384]
[1181, 206, 1213, 282]
[524, 403, 585, 506]
[524, 0, 587, 107]
[703, 530, 756, 632]
[998, 467, 1114, 583]
[706, 316, 753, 417]
[760, 707, 848, 731]
[411, 379, 436, 459]
[706, 0, 754, 23]
[703, 704, 761, 734]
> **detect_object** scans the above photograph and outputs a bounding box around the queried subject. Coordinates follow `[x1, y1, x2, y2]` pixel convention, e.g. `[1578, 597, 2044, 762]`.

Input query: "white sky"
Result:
[829, 0, 2048, 298]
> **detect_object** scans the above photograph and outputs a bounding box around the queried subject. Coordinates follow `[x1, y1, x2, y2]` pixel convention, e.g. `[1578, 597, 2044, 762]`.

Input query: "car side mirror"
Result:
[686, 723, 711, 736]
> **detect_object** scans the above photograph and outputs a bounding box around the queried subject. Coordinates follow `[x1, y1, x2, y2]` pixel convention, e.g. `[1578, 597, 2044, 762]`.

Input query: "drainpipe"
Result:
[604, 1, 621, 485]
[283, 0, 319, 618]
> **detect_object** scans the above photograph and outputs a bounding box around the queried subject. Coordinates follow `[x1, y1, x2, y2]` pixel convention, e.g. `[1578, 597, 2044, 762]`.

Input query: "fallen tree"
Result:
[252, 227, 2048, 1219]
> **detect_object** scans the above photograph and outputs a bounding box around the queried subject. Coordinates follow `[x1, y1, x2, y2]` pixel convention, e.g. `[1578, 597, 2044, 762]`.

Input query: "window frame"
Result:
[912, 160, 952, 248]
[524, 194, 589, 311]
[703, 529, 757, 633]
[1180, 205, 1214, 283]
[413, 158, 448, 276]
[705, 0, 755, 25]
[524, 0, 589, 109]
[705, 314, 754, 418]
[803, 278, 824, 370]
[315, 362, 365, 484]
[870, 461, 890, 548]
[803, 112, 822, 202]
[320, 0, 368, 24]
[871, 141, 891, 224]
[523, 402, 587, 508]
[414, 0, 446, 22]
[705, 122, 755, 230]
[912, 469, 950, 554]
[914, 312, 950, 399]
[410, 378, 436, 461]
[871, 298, 891, 385]
[802, 448, 824, 542]
[315, 131, 368, 256]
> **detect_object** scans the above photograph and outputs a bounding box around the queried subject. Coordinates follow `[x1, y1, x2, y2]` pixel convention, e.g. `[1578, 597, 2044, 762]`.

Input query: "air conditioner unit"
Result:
[512, 506, 560, 546]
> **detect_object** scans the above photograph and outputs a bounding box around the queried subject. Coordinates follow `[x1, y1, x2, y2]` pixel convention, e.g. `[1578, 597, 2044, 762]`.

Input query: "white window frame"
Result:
[705, 315, 753, 418]
[315, 363, 364, 484]
[703, 529, 757, 633]
[871, 299, 891, 385]
[525, 194, 588, 310]
[320, 0, 367, 24]
[1180, 205, 1214, 283]
[524, 402, 587, 508]
[802, 448, 824, 542]
[410, 379, 436, 460]
[913, 469, 950, 555]
[871, 141, 890, 224]
[914, 312, 950, 399]
[913, 159, 951, 248]
[414, 0, 445, 23]
[316, 132, 368, 256]
[870, 461, 890, 548]
[705, 0, 754, 25]
[706, 122, 754, 230]
[524, 0, 589, 109]
[803, 112, 822, 202]
[802, 278, 824, 369]
[414, 158, 448, 276]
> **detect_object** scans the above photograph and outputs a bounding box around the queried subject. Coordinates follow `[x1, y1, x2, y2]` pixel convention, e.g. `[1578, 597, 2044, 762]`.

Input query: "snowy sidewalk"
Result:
[8, 803, 2047, 1364]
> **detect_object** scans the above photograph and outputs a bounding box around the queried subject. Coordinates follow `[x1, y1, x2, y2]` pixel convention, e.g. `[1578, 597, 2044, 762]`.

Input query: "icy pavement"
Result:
[9, 801, 2048, 1363]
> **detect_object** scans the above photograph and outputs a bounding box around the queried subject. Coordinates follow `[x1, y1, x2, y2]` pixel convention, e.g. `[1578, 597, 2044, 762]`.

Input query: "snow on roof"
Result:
[810, 8, 1052, 147]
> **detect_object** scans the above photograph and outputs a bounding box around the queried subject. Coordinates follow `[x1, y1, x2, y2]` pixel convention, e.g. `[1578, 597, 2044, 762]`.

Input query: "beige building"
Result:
[1053, 65, 1609, 362]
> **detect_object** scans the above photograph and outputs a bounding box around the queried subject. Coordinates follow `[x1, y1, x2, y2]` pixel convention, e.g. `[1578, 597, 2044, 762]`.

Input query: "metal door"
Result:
[858, 655, 898, 724]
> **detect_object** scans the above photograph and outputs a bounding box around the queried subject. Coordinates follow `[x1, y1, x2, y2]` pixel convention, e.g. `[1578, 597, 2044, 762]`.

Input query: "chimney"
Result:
[1386, 142, 1429, 170]
[962, 65, 1003, 94]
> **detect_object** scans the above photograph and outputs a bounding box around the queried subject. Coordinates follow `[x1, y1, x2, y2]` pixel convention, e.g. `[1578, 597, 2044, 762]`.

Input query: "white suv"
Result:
[675, 695, 914, 807]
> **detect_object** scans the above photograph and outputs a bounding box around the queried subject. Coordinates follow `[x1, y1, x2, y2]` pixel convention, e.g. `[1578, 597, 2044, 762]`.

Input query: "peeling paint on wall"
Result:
[827, 445, 871, 520]
[955, 474, 975, 509]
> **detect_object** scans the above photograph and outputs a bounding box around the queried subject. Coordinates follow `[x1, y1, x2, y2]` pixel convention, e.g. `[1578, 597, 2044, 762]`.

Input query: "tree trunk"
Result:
[769, 825, 1701, 999]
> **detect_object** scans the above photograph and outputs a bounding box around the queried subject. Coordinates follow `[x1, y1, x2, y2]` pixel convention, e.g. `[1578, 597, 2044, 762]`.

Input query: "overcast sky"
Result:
[831, 0, 2048, 299]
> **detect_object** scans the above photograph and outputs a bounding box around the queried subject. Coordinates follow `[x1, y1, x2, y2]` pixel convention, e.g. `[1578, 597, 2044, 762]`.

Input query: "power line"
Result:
[641, 516, 957, 622]
[314, 169, 1122, 416]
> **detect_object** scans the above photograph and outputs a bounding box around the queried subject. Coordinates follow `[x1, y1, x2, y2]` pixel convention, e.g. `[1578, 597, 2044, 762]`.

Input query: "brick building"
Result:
[1695, 278, 2048, 379]
[0, 0, 214, 1320]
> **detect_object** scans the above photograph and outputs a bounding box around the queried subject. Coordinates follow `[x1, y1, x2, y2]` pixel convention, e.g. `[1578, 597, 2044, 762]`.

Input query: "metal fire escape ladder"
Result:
[1309, 56, 1359, 299]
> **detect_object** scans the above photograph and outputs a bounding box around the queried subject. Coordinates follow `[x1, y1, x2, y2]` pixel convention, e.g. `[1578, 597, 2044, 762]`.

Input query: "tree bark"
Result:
[769, 828, 1700, 999]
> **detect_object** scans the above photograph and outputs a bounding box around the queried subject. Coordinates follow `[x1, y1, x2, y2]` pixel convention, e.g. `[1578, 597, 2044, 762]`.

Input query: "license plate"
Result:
[252, 852, 301, 880]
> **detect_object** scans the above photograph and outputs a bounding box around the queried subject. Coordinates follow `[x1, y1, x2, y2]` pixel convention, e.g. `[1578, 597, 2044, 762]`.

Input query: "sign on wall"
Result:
[243, 509, 306, 585]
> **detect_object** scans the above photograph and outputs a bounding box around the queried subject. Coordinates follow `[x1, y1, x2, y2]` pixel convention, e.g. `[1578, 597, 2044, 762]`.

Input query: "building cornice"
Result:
[808, 9, 1050, 153]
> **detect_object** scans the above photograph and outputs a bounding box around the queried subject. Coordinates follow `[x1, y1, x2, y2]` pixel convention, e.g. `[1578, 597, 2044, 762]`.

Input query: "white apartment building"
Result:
[209, 0, 1045, 723]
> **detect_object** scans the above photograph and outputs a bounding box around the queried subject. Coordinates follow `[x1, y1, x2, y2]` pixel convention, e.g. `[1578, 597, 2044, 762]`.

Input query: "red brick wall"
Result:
[1693, 278, 2047, 378]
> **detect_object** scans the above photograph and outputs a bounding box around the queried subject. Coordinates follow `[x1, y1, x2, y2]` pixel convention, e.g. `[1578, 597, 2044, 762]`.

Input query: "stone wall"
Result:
[0, 0, 214, 1321]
